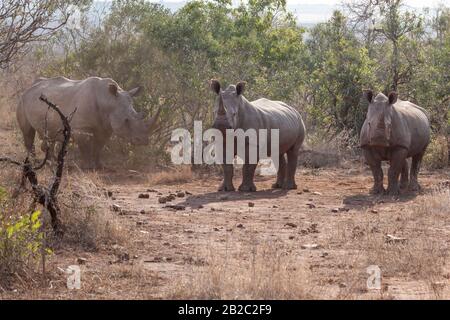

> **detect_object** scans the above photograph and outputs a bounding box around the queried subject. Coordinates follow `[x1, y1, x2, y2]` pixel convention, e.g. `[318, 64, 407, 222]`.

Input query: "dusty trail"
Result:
[92, 166, 449, 299]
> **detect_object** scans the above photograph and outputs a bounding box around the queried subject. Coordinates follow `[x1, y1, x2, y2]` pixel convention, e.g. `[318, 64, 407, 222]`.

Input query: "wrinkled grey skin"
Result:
[210, 79, 306, 192]
[360, 90, 430, 195]
[17, 76, 160, 169]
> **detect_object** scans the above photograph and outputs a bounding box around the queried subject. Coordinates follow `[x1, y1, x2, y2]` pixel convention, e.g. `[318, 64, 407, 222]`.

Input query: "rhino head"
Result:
[106, 82, 160, 145]
[210, 79, 246, 132]
[362, 90, 398, 147]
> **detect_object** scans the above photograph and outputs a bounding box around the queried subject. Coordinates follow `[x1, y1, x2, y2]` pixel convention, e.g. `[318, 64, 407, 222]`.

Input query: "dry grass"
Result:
[57, 171, 128, 250]
[147, 165, 193, 185]
[169, 240, 316, 299]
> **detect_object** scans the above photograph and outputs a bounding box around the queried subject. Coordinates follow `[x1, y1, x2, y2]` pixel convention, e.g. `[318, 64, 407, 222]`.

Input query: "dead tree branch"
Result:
[0, 95, 75, 236]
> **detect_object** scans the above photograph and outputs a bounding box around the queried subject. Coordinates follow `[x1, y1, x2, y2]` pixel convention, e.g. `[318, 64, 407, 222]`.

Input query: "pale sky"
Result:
[149, 0, 450, 5]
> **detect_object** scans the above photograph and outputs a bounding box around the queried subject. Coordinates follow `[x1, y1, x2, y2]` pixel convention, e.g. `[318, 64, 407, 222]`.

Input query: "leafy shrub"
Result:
[0, 187, 51, 287]
[423, 135, 449, 169]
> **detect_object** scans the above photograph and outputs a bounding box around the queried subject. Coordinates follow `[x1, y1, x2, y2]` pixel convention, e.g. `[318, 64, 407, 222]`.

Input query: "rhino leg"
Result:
[92, 134, 109, 169]
[219, 164, 235, 191]
[40, 140, 55, 160]
[386, 148, 408, 196]
[272, 154, 286, 189]
[400, 159, 409, 190]
[238, 164, 257, 192]
[363, 149, 384, 194]
[77, 135, 95, 169]
[409, 151, 424, 191]
[283, 146, 299, 190]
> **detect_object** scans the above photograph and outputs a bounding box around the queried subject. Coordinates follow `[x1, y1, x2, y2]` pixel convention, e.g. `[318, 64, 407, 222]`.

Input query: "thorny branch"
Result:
[0, 95, 76, 236]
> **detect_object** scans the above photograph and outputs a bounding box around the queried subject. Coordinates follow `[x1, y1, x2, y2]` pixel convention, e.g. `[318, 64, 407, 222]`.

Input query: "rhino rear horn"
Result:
[145, 106, 163, 134]
[129, 86, 143, 97]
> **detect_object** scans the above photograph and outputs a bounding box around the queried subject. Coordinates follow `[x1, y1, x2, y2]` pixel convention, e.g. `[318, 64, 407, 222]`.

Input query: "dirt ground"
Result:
[0, 121, 449, 299]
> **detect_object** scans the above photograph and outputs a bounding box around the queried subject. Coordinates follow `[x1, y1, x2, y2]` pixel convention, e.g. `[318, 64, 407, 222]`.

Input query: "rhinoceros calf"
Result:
[360, 90, 430, 195]
[17, 76, 161, 169]
[210, 79, 306, 192]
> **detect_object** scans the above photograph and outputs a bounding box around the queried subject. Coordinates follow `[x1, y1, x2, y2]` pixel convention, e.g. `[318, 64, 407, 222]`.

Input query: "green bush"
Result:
[0, 187, 51, 286]
[423, 135, 449, 169]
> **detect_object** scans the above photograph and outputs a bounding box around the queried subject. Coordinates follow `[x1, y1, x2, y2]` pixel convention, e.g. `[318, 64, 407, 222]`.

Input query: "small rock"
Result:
[371, 209, 378, 213]
[111, 204, 121, 212]
[197, 205, 204, 209]
[320, 252, 329, 258]
[285, 222, 297, 228]
[303, 188, 310, 193]
[248, 202, 255, 207]
[312, 191, 322, 196]
[140, 209, 146, 214]
[185, 191, 192, 195]
[77, 257, 87, 265]
[147, 189, 157, 193]
[301, 243, 321, 250]
[118, 252, 130, 262]
[166, 194, 176, 201]
[158, 197, 167, 204]
[297, 191, 303, 195]
[331, 208, 339, 213]
[385, 234, 407, 244]
[289, 235, 295, 240]
[164, 204, 186, 211]
[105, 190, 113, 198]
[138, 193, 150, 199]
[307, 203, 316, 209]
[177, 192, 185, 198]
[213, 227, 220, 231]
[236, 223, 244, 228]
[273, 205, 279, 208]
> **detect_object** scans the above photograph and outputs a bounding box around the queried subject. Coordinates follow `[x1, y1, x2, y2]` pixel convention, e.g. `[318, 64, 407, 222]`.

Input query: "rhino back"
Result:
[21, 77, 106, 139]
[239, 98, 305, 152]
[385, 101, 429, 155]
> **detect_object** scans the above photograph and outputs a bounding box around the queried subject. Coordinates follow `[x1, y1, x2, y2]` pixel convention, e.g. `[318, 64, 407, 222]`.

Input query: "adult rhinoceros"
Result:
[360, 90, 430, 195]
[209, 79, 306, 192]
[17, 76, 161, 169]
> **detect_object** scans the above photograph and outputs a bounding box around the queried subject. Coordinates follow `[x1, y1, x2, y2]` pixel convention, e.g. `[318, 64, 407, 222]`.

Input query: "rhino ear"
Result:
[388, 92, 398, 104]
[129, 86, 143, 97]
[363, 89, 373, 103]
[236, 81, 246, 96]
[210, 79, 221, 95]
[109, 83, 118, 97]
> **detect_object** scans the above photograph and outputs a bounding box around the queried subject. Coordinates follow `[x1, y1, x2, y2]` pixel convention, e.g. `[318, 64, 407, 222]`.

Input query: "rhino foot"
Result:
[408, 182, 421, 192]
[272, 182, 283, 189]
[282, 181, 297, 190]
[370, 186, 385, 195]
[218, 183, 235, 192]
[385, 187, 400, 196]
[238, 183, 257, 192]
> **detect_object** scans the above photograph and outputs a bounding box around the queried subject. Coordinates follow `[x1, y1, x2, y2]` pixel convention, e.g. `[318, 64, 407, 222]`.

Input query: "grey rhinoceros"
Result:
[360, 90, 430, 195]
[210, 79, 306, 192]
[17, 76, 161, 169]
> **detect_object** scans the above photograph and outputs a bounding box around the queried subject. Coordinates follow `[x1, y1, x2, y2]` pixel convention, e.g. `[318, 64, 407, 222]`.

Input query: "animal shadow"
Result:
[176, 188, 288, 209]
[343, 189, 423, 210]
